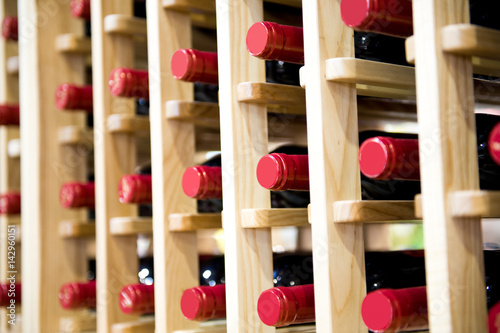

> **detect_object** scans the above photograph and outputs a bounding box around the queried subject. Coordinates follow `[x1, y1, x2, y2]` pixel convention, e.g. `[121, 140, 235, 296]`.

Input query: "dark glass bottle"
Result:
[340, 0, 500, 38]
[246, 21, 408, 66]
[59, 259, 96, 310]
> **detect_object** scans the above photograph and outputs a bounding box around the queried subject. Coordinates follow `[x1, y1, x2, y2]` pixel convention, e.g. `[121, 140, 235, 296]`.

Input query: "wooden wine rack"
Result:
[15, 0, 500, 332]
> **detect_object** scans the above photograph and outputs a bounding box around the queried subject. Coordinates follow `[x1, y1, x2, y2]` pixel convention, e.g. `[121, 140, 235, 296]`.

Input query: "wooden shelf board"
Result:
[307, 204, 311, 224]
[107, 114, 150, 134]
[59, 220, 95, 239]
[325, 57, 416, 90]
[1, 215, 20, 226]
[442, 24, 500, 60]
[55, 34, 91, 54]
[173, 324, 315, 333]
[104, 15, 147, 36]
[166, 100, 220, 128]
[162, 0, 215, 13]
[110, 320, 155, 333]
[7, 138, 20, 158]
[6, 56, 18, 75]
[169, 213, 222, 231]
[237, 82, 306, 107]
[60, 313, 96, 332]
[333, 200, 420, 224]
[241, 208, 309, 228]
[58, 126, 94, 146]
[109, 217, 153, 235]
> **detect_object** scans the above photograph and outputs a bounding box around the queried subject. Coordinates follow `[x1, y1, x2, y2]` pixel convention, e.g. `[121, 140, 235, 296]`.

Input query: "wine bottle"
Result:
[0, 283, 21, 307]
[55, 83, 93, 112]
[359, 114, 500, 190]
[118, 164, 152, 217]
[246, 21, 408, 66]
[490, 122, 500, 166]
[1, 16, 17, 41]
[0, 104, 20, 126]
[340, 0, 500, 38]
[109, 67, 149, 100]
[59, 182, 95, 209]
[171, 48, 302, 87]
[490, 301, 500, 333]
[70, 0, 90, 21]
[0, 192, 21, 215]
[59, 280, 96, 310]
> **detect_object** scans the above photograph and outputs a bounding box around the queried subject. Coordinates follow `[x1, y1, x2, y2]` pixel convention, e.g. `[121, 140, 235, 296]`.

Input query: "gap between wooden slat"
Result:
[333, 200, 420, 223]
[169, 213, 222, 231]
[104, 15, 147, 36]
[241, 208, 309, 228]
[109, 217, 153, 235]
[59, 220, 95, 239]
[55, 34, 91, 54]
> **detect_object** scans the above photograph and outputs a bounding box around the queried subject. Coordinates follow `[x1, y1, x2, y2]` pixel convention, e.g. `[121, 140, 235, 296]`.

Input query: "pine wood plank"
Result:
[169, 213, 222, 231]
[109, 217, 153, 235]
[111, 320, 155, 333]
[107, 114, 150, 133]
[60, 312, 97, 332]
[104, 14, 147, 36]
[165, 100, 220, 128]
[173, 324, 316, 333]
[147, 2, 200, 332]
[333, 200, 420, 223]
[6, 56, 18, 75]
[413, 1, 488, 332]
[162, 0, 215, 13]
[241, 208, 309, 228]
[55, 34, 92, 54]
[216, 0, 274, 332]
[325, 58, 416, 90]
[238, 82, 305, 107]
[442, 24, 500, 60]
[91, 1, 141, 331]
[448, 191, 500, 218]
[59, 220, 96, 238]
[58, 126, 94, 146]
[302, 0, 366, 332]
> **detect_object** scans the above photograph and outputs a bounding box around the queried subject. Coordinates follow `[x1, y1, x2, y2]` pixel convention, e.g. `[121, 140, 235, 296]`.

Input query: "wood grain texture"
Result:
[166, 100, 220, 128]
[442, 24, 500, 60]
[241, 208, 309, 228]
[413, 0, 488, 332]
[448, 190, 500, 218]
[147, 1, 200, 332]
[59, 220, 96, 238]
[109, 217, 153, 235]
[169, 213, 222, 231]
[107, 114, 150, 133]
[302, 0, 366, 332]
[216, 0, 274, 331]
[333, 200, 420, 223]
[58, 126, 94, 146]
[55, 34, 92, 54]
[110, 320, 155, 333]
[104, 15, 147, 36]
[325, 58, 416, 90]
[172, 324, 316, 333]
[238, 82, 305, 106]
[91, 0, 141, 331]
[60, 312, 97, 332]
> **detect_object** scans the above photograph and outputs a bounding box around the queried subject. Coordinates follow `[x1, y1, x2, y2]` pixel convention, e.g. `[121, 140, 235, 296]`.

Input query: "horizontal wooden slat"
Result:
[169, 213, 222, 231]
[449, 191, 500, 218]
[107, 114, 150, 134]
[104, 15, 147, 36]
[60, 313, 96, 332]
[109, 217, 153, 235]
[442, 24, 500, 60]
[110, 319, 155, 333]
[166, 100, 220, 128]
[59, 220, 96, 238]
[58, 126, 94, 146]
[241, 208, 309, 228]
[333, 200, 420, 223]
[265, 0, 302, 7]
[173, 324, 316, 333]
[162, 0, 215, 13]
[2, 216, 20, 226]
[55, 34, 91, 54]
[325, 58, 416, 90]
[6, 56, 18, 75]
[238, 82, 306, 107]
[7, 138, 20, 158]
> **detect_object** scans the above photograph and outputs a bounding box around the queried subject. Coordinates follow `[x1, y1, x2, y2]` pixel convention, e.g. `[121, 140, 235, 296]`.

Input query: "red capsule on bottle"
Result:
[256, 153, 309, 191]
[489, 122, 500, 166]
[1, 16, 18, 41]
[118, 174, 152, 204]
[109, 68, 149, 99]
[60, 182, 95, 209]
[55, 84, 93, 112]
[0, 104, 20, 126]
[0, 192, 21, 215]
[119, 283, 154, 315]
[182, 166, 222, 200]
[70, 0, 91, 20]
[181, 285, 226, 321]
[0, 283, 21, 306]
[59, 281, 96, 310]
[171, 49, 219, 85]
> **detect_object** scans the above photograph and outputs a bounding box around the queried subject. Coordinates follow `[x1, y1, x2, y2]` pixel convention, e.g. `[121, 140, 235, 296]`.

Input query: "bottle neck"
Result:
[181, 284, 226, 321]
[257, 153, 309, 191]
[55, 84, 93, 112]
[171, 49, 219, 85]
[119, 283, 155, 315]
[58, 281, 96, 309]
[0, 104, 20, 126]
[0, 192, 21, 215]
[109, 68, 149, 99]
[60, 182, 95, 208]
[0, 283, 21, 306]
[118, 174, 152, 204]
[70, 0, 91, 21]
[182, 166, 222, 199]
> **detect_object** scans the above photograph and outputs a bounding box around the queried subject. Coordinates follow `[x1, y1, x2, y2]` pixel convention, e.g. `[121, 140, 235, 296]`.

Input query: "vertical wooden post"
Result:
[413, 0, 487, 332]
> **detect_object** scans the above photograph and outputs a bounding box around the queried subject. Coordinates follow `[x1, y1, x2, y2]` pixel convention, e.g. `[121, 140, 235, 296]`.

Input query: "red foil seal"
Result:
[118, 174, 152, 204]
[258, 284, 315, 327]
[181, 285, 226, 321]
[361, 287, 428, 332]
[0, 104, 20, 126]
[171, 49, 219, 85]
[59, 281, 96, 310]
[60, 182, 95, 209]
[182, 166, 222, 200]
[0, 283, 21, 306]
[340, 0, 413, 38]
[119, 284, 155, 315]
[246, 22, 304, 64]
[256, 153, 309, 191]
[1, 17, 18, 41]
[55, 84, 93, 112]
[489, 301, 500, 333]
[489, 122, 500, 166]
[359, 136, 420, 180]
[109, 68, 149, 99]
[70, 0, 91, 20]
[0, 192, 21, 215]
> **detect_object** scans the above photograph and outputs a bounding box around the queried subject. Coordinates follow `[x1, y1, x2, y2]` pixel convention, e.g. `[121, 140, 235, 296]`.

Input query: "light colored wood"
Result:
[60, 312, 97, 332]
[162, 0, 215, 13]
[59, 220, 96, 238]
[413, 1, 487, 332]
[58, 126, 94, 146]
[241, 208, 309, 228]
[189, 13, 217, 30]
[110, 320, 155, 333]
[448, 191, 500, 218]
[7, 138, 20, 158]
[405, 35, 416, 64]
[147, 1, 199, 332]
[414, 194, 422, 218]
[238, 82, 305, 107]
[109, 217, 153, 235]
[6, 56, 18, 75]
[169, 213, 222, 231]
[104, 15, 147, 36]
[165, 100, 220, 128]
[107, 114, 150, 134]
[173, 324, 316, 333]
[91, 0, 141, 331]
[442, 24, 500, 60]
[19, 0, 91, 332]
[216, 0, 274, 332]
[333, 200, 420, 223]
[302, 0, 366, 332]
[55, 34, 92, 54]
